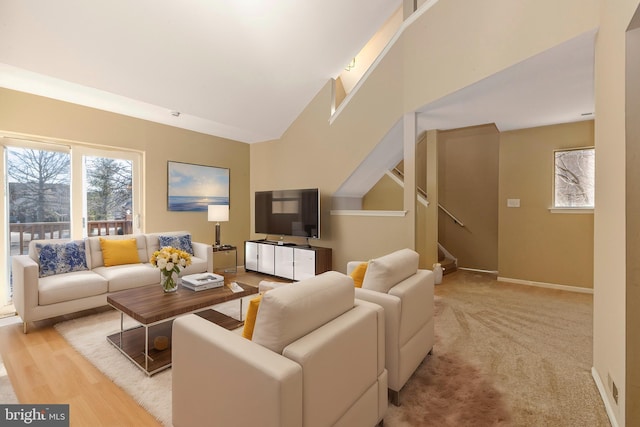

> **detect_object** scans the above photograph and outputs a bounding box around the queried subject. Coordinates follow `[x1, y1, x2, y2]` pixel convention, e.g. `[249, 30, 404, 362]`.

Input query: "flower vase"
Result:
[161, 270, 179, 293]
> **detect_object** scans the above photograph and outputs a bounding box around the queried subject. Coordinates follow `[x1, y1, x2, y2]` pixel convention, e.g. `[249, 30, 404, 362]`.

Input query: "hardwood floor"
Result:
[0, 270, 283, 427]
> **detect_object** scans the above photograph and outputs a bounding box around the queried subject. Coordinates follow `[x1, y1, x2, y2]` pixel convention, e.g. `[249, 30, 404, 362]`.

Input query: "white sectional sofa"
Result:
[11, 231, 211, 332]
[172, 271, 388, 427]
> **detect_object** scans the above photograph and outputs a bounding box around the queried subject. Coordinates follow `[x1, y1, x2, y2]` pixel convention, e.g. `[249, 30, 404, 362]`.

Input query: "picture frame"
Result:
[167, 161, 229, 212]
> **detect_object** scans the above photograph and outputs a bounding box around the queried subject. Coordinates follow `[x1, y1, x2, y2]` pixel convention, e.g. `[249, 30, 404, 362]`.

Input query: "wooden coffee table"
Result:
[106, 281, 258, 376]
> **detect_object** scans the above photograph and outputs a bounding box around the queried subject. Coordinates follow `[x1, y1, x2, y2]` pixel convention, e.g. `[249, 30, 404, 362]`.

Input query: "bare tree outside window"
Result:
[554, 148, 595, 208]
[7, 147, 71, 223]
[85, 156, 133, 221]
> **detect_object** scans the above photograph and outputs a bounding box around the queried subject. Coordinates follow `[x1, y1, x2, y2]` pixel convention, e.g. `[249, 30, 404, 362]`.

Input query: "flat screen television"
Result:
[255, 188, 320, 239]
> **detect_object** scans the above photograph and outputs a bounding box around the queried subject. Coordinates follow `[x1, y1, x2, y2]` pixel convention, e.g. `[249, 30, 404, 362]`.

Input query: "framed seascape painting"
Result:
[167, 161, 229, 212]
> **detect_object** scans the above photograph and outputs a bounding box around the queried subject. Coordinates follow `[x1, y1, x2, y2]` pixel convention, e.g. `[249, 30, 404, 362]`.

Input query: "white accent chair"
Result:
[347, 248, 435, 406]
[172, 271, 388, 427]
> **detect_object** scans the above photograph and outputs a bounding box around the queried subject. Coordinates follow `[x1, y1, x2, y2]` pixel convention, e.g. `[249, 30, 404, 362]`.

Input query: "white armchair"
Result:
[347, 248, 435, 406]
[172, 271, 388, 427]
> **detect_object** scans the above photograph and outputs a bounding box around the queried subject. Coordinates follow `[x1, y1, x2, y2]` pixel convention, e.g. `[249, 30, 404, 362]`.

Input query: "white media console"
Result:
[244, 240, 332, 281]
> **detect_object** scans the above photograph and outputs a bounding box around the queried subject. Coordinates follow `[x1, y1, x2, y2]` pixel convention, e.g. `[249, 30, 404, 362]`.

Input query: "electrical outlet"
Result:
[507, 198, 520, 208]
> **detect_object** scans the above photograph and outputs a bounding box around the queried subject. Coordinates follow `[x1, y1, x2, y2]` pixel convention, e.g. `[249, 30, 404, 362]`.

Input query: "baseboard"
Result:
[458, 267, 498, 274]
[591, 367, 620, 427]
[496, 277, 593, 294]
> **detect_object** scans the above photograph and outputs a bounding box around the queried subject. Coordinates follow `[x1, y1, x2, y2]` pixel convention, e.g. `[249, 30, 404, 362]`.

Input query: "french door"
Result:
[1, 137, 142, 309]
[76, 148, 142, 238]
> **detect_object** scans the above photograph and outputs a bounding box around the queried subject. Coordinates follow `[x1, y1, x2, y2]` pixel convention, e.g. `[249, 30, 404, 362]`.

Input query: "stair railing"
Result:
[392, 167, 465, 227]
[438, 204, 465, 227]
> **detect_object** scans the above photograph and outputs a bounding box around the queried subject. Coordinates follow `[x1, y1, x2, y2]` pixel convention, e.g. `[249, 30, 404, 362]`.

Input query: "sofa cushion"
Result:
[39, 270, 108, 305]
[36, 240, 89, 278]
[93, 263, 159, 292]
[252, 271, 355, 354]
[158, 233, 194, 255]
[362, 248, 419, 293]
[99, 237, 141, 267]
[177, 258, 207, 276]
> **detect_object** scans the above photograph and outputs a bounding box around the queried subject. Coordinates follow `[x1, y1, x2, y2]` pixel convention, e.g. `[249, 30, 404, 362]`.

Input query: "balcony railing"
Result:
[9, 220, 134, 255]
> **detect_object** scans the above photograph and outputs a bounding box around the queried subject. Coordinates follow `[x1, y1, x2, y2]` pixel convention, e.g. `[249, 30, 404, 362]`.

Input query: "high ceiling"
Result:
[0, 0, 401, 143]
[0, 1, 595, 149]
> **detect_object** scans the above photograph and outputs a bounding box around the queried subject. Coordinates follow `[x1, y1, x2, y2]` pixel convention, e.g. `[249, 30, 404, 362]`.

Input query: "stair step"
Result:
[440, 257, 457, 275]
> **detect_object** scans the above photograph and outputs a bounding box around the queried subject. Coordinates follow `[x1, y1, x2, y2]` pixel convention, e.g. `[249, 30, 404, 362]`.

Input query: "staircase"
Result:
[438, 245, 457, 275]
[390, 166, 459, 275]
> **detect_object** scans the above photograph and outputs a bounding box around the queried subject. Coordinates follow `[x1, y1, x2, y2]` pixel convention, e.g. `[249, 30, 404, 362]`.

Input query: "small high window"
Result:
[554, 147, 595, 208]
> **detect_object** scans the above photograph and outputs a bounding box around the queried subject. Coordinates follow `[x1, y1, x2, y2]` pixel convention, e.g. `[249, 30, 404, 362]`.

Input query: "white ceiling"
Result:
[0, 0, 401, 143]
[416, 30, 595, 133]
[0, 1, 595, 154]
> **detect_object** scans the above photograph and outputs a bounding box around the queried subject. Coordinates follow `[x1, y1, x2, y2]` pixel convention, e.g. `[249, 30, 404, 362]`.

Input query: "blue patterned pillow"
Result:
[158, 234, 194, 255]
[36, 241, 89, 278]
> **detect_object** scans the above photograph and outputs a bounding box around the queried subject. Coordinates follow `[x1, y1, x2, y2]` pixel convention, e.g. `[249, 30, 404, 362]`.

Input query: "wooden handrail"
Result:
[392, 167, 464, 226]
[438, 204, 465, 227]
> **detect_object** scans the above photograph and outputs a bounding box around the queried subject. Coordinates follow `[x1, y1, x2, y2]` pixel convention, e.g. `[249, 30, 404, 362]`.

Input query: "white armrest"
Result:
[282, 304, 386, 427]
[355, 288, 401, 389]
[190, 241, 212, 271]
[388, 270, 434, 345]
[11, 255, 40, 324]
[346, 260, 365, 275]
[172, 314, 303, 427]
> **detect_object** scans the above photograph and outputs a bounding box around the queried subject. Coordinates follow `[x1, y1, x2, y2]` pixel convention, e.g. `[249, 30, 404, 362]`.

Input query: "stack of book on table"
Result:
[181, 273, 224, 291]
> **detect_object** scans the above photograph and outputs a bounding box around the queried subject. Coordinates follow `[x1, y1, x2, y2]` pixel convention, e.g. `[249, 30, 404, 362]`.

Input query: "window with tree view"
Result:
[8, 147, 71, 255]
[554, 148, 595, 208]
[84, 156, 133, 236]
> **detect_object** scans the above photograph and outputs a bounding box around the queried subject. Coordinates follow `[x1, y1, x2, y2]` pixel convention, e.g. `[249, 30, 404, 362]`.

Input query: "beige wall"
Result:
[0, 88, 251, 264]
[498, 121, 594, 288]
[251, 0, 599, 272]
[594, 1, 640, 425]
[439, 124, 499, 271]
[362, 174, 404, 210]
[626, 15, 640, 426]
[401, 0, 599, 114]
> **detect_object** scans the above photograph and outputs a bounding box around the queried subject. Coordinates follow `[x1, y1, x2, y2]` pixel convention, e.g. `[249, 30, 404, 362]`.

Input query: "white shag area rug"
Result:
[0, 354, 19, 404]
[54, 296, 251, 426]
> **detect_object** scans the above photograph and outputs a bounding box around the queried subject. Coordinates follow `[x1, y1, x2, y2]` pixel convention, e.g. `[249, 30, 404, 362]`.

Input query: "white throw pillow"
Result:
[252, 271, 355, 354]
[362, 248, 419, 293]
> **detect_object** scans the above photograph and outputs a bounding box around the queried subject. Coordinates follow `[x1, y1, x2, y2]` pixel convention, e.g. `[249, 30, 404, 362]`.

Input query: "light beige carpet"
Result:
[384, 271, 610, 427]
[54, 272, 611, 426]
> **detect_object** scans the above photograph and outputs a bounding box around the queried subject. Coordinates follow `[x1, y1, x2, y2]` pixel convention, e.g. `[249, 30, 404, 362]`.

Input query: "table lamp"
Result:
[208, 205, 229, 247]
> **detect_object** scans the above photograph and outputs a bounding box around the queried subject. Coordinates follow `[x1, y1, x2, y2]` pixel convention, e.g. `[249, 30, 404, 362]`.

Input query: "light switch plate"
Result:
[507, 198, 520, 208]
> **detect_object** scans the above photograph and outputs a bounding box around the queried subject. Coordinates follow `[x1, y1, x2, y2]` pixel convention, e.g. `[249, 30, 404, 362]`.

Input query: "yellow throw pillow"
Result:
[242, 295, 263, 340]
[100, 238, 141, 267]
[350, 262, 368, 288]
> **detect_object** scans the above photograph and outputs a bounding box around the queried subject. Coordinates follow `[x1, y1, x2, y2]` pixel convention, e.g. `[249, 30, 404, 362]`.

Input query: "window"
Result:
[7, 145, 71, 256]
[554, 147, 595, 209]
[1, 138, 142, 309]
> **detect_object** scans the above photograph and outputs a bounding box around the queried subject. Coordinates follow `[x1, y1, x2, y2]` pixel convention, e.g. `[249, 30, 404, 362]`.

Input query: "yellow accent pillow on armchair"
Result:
[242, 295, 263, 340]
[349, 262, 368, 288]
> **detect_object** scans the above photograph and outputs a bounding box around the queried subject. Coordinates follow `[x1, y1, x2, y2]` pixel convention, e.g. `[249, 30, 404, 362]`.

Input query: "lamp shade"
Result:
[208, 204, 229, 222]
